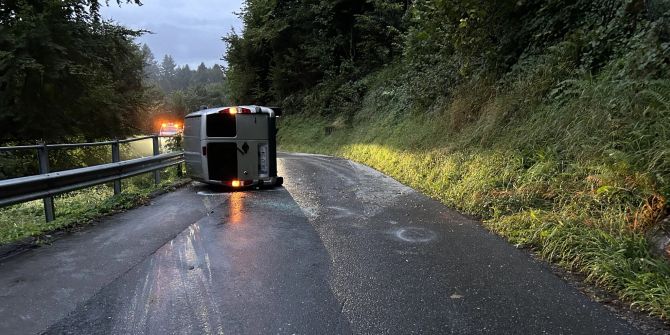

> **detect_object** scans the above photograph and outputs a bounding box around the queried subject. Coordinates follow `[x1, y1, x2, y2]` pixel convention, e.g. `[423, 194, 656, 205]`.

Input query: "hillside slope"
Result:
[278, 62, 670, 318]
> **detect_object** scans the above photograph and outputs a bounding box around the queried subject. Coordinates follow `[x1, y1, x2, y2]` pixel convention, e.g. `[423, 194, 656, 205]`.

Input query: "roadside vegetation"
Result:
[0, 0, 230, 143]
[0, 136, 186, 245]
[225, 0, 670, 319]
[0, 169, 186, 246]
[0, 0, 145, 142]
[0, 2, 220, 244]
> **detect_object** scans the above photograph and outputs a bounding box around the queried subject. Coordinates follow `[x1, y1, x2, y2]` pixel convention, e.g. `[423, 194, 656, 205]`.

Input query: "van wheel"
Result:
[275, 177, 284, 186]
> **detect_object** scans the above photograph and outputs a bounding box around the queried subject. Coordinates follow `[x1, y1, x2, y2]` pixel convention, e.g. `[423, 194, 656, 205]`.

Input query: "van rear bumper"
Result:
[192, 176, 281, 188]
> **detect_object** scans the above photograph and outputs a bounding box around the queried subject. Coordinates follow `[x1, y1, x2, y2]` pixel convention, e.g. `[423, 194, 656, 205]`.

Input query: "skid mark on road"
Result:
[111, 221, 225, 335]
[391, 227, 437, 243]
[327, 206, 358, 219]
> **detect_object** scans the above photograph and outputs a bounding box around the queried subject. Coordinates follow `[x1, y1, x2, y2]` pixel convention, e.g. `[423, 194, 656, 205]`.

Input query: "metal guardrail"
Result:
[0, 135, 184, 222]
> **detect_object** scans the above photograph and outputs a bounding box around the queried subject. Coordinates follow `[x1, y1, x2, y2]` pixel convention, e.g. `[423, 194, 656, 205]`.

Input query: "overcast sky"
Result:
[102, 0, 245, 68]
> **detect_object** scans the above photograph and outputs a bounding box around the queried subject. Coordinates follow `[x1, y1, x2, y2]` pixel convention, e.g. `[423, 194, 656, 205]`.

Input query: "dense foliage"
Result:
[0, 0, 148, 142]
[224, 0, 409, 108]
[225, 0, 669, 110]
[0, 0, 230, 138]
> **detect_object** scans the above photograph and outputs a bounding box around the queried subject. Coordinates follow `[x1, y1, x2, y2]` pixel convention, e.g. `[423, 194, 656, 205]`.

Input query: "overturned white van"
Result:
[183, 106, 283, 188]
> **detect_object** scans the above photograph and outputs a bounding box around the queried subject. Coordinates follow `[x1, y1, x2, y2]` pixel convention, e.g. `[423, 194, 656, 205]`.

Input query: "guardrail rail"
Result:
[0, 135, 184, 222]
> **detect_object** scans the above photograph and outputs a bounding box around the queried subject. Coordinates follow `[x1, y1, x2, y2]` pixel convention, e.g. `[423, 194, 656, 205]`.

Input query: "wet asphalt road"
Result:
[0, 153, 641, 334]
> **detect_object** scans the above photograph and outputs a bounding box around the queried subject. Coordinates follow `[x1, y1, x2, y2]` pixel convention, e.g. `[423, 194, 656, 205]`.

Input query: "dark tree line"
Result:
[0, 0, 146, 142]
[224, 0, 670, 113]
[141, 46, 229, 122]
[0, 0, 232, 142]
[144, 50, 225, 93]
[224, 0, 409, 107]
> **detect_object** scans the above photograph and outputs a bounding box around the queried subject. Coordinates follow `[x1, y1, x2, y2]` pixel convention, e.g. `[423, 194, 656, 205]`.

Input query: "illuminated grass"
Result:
[281, 120, 670, 319]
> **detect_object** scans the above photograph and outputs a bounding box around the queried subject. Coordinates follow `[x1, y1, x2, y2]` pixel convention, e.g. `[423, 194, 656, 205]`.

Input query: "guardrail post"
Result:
[111, 140, 121, 195]
[37, 143, 55, 222]
[176, 162, 183, 178]
[152, 136, 161, 185]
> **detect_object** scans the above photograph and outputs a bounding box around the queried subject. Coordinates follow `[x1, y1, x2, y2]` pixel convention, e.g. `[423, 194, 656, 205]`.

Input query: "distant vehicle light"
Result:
[159, 122, 183, 136]
[231, 180, 241, 187]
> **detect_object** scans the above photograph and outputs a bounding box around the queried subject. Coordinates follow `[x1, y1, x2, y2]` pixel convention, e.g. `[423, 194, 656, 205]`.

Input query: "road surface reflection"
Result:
[228, 192, 245, 224]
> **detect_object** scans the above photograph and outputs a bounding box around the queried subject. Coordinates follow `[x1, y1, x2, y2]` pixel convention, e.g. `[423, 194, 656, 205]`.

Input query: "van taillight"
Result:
[202, 146, 207, 156]
[224, 180, 252, 187]
[220, 107, 253, 114]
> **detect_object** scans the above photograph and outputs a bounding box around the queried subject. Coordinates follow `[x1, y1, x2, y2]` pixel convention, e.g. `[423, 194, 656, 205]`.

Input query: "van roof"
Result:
[185, 105, 281, 118]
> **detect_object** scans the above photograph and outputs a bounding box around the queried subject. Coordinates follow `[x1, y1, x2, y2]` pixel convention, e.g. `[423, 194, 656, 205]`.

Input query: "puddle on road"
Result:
[392, 227, 437, 243]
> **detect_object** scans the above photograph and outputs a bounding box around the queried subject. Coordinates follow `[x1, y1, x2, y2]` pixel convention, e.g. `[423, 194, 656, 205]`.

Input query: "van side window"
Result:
[207, 113, 237, 137]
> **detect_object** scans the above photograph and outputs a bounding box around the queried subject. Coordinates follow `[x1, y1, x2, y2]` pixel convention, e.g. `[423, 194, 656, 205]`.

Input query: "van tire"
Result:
[275, 177, 284, 186]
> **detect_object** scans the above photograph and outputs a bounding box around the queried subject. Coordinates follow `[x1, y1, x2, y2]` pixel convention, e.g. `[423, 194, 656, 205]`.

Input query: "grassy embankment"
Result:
[278, 63, 670, 318]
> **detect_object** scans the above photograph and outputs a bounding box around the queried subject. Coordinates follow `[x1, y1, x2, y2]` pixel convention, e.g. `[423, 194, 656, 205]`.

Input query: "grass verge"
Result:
[0, 168, 187, 246]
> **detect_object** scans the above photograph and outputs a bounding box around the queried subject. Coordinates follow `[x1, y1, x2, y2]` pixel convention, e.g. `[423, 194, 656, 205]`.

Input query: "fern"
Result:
[639, 81, 670, 110]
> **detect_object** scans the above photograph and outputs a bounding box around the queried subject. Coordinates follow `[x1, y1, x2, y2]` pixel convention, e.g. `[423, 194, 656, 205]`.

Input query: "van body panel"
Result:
[235, 114, 269, 140]
[236, 140, 267, 179]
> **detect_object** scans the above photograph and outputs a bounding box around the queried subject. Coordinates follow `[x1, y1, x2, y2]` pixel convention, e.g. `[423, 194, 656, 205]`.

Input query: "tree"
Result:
[223, 0, 409, 106]
[141, 44, 161, 84]
[0, 0, 146, 141]
[159, 55, 178, 92]
[175, 65, 193, 90]
[194, 62, 210, 85]
[209, 64, 224, 83]
[137, 46, 230, 124]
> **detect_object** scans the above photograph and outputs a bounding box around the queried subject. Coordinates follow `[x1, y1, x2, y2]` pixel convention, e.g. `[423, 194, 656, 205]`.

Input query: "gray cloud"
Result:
[102, 0, 244, 67]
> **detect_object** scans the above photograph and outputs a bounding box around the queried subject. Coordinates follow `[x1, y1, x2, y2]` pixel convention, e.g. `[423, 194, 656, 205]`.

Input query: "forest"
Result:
[0, 0, 228, 182]
[141, 46, 229, 128]
[224, 0, 670, 319]
[0, 0, 228, 143]
[225, 0, 669, 113]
